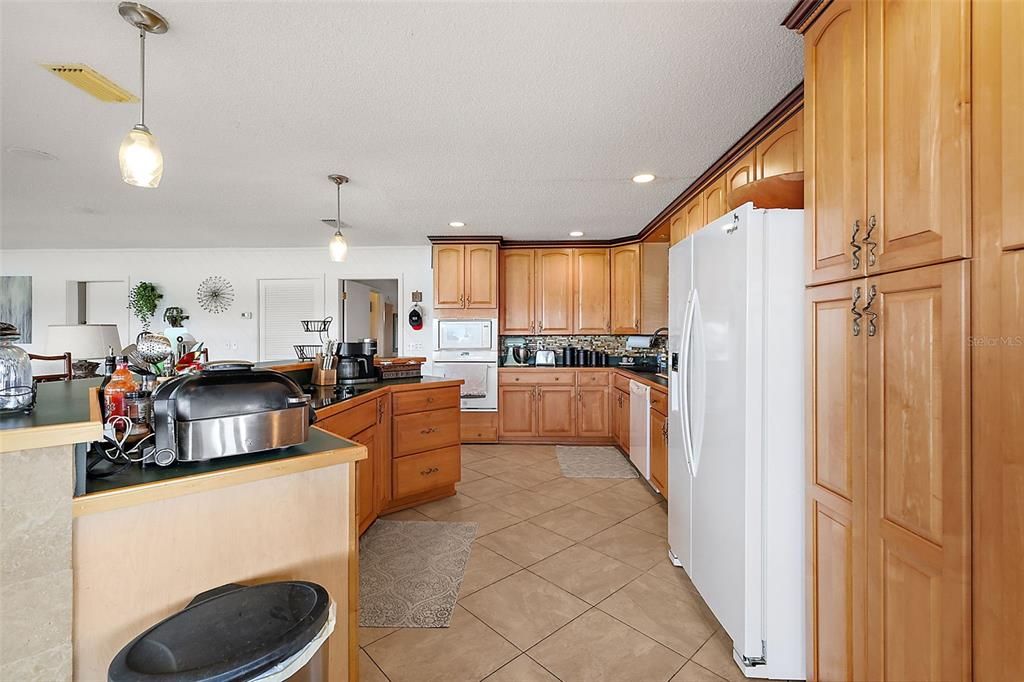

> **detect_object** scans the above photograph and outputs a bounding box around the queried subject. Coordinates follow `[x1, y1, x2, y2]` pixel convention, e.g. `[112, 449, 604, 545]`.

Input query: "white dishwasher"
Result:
[629, 380, 651, 480]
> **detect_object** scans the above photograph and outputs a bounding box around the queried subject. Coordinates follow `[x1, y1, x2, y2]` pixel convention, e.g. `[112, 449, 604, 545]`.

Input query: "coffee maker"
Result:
[336, 339, 380, 385]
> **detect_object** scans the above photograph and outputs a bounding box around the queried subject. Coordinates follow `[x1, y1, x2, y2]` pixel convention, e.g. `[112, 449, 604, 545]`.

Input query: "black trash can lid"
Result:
[108, 581, 330, 682]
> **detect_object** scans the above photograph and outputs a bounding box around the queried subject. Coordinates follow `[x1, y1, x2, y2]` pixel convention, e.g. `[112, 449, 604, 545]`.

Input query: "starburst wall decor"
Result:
[196, 275, 234, 314]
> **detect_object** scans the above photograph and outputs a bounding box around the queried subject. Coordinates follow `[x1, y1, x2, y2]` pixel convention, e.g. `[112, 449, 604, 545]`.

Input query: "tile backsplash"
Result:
[499, 334, 664, 359]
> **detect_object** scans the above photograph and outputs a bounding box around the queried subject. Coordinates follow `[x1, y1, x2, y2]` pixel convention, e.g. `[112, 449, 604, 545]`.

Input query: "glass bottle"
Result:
[0, 324, 33, 413]
[103, 356, 139, 423]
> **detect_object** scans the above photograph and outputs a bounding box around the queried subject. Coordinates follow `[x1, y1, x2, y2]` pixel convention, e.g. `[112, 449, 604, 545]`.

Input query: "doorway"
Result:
[340, 278, 399, 358]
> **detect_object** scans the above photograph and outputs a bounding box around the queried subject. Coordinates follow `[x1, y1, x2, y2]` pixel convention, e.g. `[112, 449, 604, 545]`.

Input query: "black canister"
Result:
[574, 348, 586, 366]
[582, 349, 593, 366]
[562, 346, 575, 367]
[594, 351, 606, 367]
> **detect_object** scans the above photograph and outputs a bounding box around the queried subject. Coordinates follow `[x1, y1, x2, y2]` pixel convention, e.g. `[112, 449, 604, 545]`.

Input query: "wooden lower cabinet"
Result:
[498, 385, 537, 438]
[649, 407, 667, 496]
[392, 446, 461, 499]
[537, 386, 576, 438]
[461, 411, 498, 443]
[806, 262, 970, 682]
[576, 386, 610, 438]
[351, 425, 379, 536]
[613, 387, 630, 453]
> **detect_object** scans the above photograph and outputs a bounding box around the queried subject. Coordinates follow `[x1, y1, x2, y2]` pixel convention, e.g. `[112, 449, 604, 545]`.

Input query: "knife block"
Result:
[311, 356, 337, 386]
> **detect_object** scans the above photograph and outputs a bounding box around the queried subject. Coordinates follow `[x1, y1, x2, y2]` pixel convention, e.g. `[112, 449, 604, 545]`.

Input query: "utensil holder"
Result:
[311, 355, 337, 386]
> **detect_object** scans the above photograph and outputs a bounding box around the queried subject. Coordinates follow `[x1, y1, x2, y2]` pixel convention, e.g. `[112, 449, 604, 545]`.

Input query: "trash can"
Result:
[108, 581, 335, 682]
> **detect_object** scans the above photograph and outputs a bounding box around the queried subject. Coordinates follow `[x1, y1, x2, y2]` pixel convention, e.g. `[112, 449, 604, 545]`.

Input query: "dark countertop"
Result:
[0, 376, 101, 432]
[79, 428, 361, 498]
[305, 375, 457, 409]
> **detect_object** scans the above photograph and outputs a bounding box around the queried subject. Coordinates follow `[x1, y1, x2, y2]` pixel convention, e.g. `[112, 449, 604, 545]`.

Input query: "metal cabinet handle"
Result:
[420, 426, 437, 435]
[426, 396, 435, 403]
[850, 219, 862, 270]
[864, 215, 878, 267]
[851, 286, 863, 337]
[635, 318, 640, 330]
[420, 466, 439, 476]
[538, 322, 544, 333]
[863, 284, 878, 337]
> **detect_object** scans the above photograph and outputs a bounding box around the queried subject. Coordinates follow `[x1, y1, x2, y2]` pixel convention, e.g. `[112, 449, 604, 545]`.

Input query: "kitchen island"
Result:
[1, 366, 463, 682]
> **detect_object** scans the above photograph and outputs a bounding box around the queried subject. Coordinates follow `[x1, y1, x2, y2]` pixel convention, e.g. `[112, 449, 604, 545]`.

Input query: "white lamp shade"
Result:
[119, 124, 163, 188]
[46, 324, 122, 360]
[328, 232, 348, 262]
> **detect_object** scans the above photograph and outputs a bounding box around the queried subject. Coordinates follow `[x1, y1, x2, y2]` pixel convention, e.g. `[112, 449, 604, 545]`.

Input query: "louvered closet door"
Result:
[864, 260, 970, 682]
[258, 278, 325, 360]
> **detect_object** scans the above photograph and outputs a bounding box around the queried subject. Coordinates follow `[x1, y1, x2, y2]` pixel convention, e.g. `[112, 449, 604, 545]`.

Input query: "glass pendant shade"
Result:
[328, 231, 348, 262]
[119, 124, 163, 188]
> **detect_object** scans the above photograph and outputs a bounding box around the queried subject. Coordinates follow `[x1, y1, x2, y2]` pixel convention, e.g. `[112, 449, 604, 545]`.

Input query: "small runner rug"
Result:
[359, 519, 478, 628]
[556, 445, 640, 479]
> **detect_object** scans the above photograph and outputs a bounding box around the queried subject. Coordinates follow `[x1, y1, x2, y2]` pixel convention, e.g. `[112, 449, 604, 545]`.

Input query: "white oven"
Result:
[432, 319, 498, 411]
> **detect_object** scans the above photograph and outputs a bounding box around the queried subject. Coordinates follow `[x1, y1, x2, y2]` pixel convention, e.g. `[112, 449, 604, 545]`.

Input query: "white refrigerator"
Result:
[667, 203, 806, 680]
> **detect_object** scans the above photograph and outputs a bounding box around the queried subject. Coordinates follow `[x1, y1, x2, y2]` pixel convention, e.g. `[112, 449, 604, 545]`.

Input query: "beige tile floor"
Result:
[359, 444, 748, 682]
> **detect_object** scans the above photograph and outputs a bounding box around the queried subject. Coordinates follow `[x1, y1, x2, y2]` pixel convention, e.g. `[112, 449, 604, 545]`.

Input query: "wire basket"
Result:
[300, 317, 333, 334]
[293, 344, 323, 361]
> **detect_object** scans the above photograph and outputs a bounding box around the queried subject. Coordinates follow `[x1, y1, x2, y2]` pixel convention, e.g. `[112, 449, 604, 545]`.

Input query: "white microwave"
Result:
[434, 319, 496, 351]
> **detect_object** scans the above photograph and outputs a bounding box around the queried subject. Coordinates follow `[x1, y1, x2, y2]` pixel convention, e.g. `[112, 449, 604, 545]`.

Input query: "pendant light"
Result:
[327, 174, 350, 262]
[117, 2, 168, 188]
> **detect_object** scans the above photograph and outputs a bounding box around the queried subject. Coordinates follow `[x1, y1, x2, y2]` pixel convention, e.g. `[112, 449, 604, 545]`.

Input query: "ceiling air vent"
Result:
[41, 63, 138, 103]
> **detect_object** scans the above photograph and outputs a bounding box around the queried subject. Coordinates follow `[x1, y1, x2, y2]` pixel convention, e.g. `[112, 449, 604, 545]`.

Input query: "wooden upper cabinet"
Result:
[726, 150, 757, 198]
[756, 110, 804, 179]
[610, 245, 641, 334]
[572, 248, 610, 334]
[433, 244, 465, 308]
[998, 0, 1024, 251]
[640, 243, 669, 333]
[499, 249, 536, 334]
[684, 194, 705, 238]
[670, 210, 687, 245]
[805, 279, 866, 682]
[805, 0, 868, 286]
[864, 261, 970, 682]
[865, 0, 971, 274]
[465, 244, 498, 308]
[535, 249, 574, 335]
[702, 175, 728, 225]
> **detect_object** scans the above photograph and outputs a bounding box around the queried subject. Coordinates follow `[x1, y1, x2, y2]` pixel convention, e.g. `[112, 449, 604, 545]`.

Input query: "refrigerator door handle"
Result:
[680, 292, 697, 476]
[688, 291, 706, 476]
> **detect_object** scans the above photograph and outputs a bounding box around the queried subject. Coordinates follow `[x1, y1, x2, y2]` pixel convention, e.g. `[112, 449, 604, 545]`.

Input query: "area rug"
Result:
[359, 519, 478, 628]
[556, 445, 639, 479]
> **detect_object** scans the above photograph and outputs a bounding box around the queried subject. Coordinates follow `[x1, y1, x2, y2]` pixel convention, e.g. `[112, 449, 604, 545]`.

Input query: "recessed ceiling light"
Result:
[569, 231, 584, 237]
[632, 173, 656, 184]
[5, 146, 58, 161]
[448, 221, 466, 228]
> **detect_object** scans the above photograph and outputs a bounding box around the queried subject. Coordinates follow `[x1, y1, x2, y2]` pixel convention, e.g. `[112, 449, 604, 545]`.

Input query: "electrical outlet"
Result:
[240, 312, 253, 319]
[408, 342, 424, 353]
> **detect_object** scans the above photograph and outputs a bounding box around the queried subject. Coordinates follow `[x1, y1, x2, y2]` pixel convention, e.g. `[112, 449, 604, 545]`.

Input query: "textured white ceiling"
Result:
[0, 1, 802, 249]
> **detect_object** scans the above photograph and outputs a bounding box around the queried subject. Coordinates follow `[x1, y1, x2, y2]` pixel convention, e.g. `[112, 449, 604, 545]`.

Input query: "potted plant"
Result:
[129, 281, 163, 331]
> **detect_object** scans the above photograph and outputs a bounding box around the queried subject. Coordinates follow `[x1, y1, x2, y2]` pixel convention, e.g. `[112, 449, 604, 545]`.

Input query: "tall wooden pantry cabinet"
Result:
[794, 0, 976, 679]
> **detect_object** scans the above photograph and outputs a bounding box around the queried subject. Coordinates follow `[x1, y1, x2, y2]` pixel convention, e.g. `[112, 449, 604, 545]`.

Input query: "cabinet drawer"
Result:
[393, 407, 460, 456]
[392, 446, 461, 499]
[499, 370, 575, 385]
[651, 389, 668, 416]
[612, 372, 632, 393]
[316, 399, 377, 439]
[576, 369, 610, 386]
[392, 386, 460, 415]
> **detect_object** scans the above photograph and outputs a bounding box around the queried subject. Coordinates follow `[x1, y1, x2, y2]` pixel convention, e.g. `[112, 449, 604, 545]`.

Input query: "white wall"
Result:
[343, 280, 373, 341]
[0, 246, 434, 362]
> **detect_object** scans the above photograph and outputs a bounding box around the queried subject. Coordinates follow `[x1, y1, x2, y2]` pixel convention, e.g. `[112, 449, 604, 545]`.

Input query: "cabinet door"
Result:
[670, 210, 687, 246]
[756, 110, 804, 179]
[610, 390, 621, 444]
[615, 388, 631, 453]
[726, 150, 757, 196]
[535, 249, 574, 335]
[864, 261, 970, 682]
[500, 249, 536, 334]
[806, 280, 867, 682]
[997, 0, 1024, 251]
[465, 244, 498, 309]
[537, 386, 576, 438]
[498, 386, 536, 438]
[804, 0, 868, 286]
[351, 425, 378, 535]
[577, 387, 610, 438]
[433, 244, 465, 308]
[684, 194, 705, 237]
[865, 0, 971, 274]
[573, 248, 610, 334]
[702, 175, 728, 224]
[649, 408, 668, 495]
[610, 245, 641, 334]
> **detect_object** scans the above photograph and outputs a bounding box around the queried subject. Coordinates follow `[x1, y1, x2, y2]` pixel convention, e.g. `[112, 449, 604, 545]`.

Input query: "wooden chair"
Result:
[29, 352, 73, 382]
